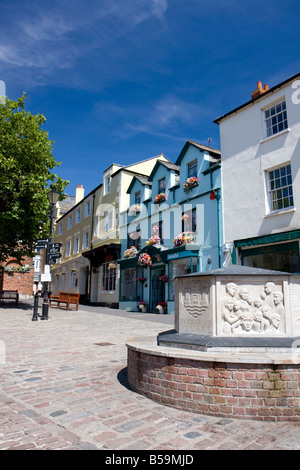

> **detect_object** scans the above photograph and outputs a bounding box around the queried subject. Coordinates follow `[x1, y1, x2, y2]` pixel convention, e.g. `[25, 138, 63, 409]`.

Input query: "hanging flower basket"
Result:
[138, 253, 152, 267]
[108, 262, 117, 270]
[154, 193, 166, 204]
[129, 204, 141, 215]
[137, 277, 147, 282]
[183, 177, 198, 192]
[159, 275, 168, 283]
[124, 246, 138, 258]
[174, 231, 196, 247]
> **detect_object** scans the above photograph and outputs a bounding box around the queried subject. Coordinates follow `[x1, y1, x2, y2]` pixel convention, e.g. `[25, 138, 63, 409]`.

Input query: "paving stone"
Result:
[1, 301, 300, 450]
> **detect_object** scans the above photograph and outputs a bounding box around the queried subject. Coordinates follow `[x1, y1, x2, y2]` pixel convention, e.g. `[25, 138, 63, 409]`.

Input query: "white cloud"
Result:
[151, 0, 168, 19]
[0, 0, 169, 89]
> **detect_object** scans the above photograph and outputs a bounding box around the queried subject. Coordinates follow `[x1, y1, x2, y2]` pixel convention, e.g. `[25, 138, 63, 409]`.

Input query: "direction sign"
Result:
[34, 238, 50, 250]
[49, 247, 61, 254]
[49, 252, 62, 259]
[35, 243, 48, 249]
[49, 243, 62, 249]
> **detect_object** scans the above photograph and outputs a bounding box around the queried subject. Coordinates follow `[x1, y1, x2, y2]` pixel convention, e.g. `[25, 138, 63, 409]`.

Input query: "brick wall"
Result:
[1, 257, 34, 297]
[127, 348, 300, 422]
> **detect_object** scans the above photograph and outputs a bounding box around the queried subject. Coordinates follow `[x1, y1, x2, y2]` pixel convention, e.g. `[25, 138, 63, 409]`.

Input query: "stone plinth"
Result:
[162, 266, 300, 350]
[127, 266, 300, 421]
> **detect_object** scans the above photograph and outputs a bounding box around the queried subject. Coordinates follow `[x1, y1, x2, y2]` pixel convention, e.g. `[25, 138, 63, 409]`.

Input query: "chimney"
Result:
[251, 81, 269, 99]
[75, 185, 84, 204]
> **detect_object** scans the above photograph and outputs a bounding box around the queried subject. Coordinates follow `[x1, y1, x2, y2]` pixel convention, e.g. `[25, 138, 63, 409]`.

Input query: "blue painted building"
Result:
[118, 140, 222, 314]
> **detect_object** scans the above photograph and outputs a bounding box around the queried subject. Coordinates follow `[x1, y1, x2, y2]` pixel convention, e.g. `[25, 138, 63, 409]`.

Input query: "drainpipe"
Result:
[215, 190, 222, 268]
[88, 192, 96, 304]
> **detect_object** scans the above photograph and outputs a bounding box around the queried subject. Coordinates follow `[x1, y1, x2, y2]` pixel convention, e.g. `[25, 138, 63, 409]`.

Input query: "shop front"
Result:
[118, 244, 200, 314]
[233, 230, 300, 274]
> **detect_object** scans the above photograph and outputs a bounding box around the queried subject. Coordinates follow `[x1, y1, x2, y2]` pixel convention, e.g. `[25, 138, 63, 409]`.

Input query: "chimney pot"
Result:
[251, 80, 268, 99]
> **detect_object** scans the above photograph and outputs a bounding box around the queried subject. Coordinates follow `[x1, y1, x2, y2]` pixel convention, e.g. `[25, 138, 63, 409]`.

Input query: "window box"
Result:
[154, 193, 166, 204]
[146, 236, 160, 246]
[174, 231, 196, 247]
[183, 177, 198, 192]
[129, 204, 141, 215]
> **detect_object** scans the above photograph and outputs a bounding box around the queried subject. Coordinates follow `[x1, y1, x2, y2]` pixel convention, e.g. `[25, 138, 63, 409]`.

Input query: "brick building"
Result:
[0, 256, 34, 298]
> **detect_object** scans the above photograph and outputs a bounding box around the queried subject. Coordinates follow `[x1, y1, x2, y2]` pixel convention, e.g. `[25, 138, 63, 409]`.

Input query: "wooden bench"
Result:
[0, 290, 19, 304]
[49, 292, 80, 311]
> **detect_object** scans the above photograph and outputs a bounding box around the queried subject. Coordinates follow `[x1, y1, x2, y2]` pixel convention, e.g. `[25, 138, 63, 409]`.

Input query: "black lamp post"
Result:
[41, 186, 60, 321]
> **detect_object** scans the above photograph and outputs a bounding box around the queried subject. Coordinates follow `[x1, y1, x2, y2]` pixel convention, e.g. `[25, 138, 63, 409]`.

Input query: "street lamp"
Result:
[41, 186, 60, 321]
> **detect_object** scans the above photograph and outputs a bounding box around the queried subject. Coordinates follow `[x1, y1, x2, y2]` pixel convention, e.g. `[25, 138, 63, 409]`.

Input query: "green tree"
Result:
[0, 93, 69, 262]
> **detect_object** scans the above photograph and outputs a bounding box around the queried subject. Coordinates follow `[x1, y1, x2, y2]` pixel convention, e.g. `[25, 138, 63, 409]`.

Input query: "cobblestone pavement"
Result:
[1, 300, 300, 451]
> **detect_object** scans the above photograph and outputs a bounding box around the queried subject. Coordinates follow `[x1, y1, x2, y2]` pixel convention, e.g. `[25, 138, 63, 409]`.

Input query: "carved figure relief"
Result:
[182, 282, 210, 318]
[222, 281, 284, 334]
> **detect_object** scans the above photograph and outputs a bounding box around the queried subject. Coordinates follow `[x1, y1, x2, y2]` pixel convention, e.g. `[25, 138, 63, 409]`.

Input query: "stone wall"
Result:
[127, 348, 300, 421]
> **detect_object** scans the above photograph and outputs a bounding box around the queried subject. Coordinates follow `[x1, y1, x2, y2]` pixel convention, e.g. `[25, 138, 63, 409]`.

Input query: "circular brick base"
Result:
[127, 339, 300, 422]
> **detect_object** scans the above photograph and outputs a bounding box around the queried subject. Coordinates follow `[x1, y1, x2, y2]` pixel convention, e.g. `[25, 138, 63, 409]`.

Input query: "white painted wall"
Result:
[218, 78, 300, 245]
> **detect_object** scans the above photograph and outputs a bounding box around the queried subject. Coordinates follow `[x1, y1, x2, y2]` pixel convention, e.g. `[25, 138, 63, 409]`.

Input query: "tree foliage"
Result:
[0, 93, 69, 262]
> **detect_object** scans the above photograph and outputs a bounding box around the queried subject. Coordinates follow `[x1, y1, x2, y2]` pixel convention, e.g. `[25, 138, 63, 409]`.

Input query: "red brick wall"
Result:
[1, 257, 34, 297]
[127, 348, 300, 422]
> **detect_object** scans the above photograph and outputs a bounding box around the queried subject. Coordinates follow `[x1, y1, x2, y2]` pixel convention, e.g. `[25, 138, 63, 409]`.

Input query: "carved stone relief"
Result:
[182, 281, 210, 319]
[221, 281, 285, 335]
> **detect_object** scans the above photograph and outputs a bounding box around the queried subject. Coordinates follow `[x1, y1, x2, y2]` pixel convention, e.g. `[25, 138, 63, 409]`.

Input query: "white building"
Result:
[214, 72, 300, 273]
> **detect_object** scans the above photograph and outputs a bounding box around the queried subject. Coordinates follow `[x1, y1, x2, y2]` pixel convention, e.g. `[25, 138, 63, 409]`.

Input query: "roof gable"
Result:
[175, 140, 220, 165]
[147, 160, 179, 182]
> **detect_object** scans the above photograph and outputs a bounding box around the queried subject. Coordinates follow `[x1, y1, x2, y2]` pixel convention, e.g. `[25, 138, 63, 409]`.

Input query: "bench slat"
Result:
[50, 292, 80, 311]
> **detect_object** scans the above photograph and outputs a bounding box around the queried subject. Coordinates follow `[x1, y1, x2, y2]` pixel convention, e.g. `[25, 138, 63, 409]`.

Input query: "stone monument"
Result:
[158, 265, 300, 350]
[127, 266, 300, 421]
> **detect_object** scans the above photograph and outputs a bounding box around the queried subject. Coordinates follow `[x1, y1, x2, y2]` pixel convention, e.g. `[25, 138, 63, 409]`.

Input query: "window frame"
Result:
[82, 230, 89, 250]
[266, 163, 294, 214]
[67, 215, 72, 230]
[158, 177, 166, 194]
[187, 159, 198, 178]
[104, 210, 113, 232]
[264, 99, 288, 138]
[84, 200, 91, 218]
[75, 208, 81, 224]
[135, 190, 141, 204]
[101, 261, 116, 292]
[104, 174, 111, 195]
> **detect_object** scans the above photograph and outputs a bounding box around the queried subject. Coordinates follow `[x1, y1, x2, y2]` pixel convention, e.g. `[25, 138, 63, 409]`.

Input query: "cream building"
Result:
[51, 154, 169, 307]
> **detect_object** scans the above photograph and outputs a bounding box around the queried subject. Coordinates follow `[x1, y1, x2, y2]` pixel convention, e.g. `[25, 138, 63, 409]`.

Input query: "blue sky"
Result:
[1, 0, 299, 197]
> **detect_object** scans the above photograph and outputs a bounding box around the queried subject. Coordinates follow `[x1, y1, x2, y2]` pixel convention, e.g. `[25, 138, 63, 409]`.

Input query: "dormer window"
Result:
[135, 190, 141, 204]
[158, 177, 166, 193]
[188, 159, 197, 178]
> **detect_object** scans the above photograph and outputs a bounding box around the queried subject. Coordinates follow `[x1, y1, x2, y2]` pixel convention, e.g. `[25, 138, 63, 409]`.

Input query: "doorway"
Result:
[150, 267, 165, 312]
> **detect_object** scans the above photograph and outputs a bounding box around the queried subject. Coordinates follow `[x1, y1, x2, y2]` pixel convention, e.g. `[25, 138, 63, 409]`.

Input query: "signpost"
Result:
[32, 239, 62, 320]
